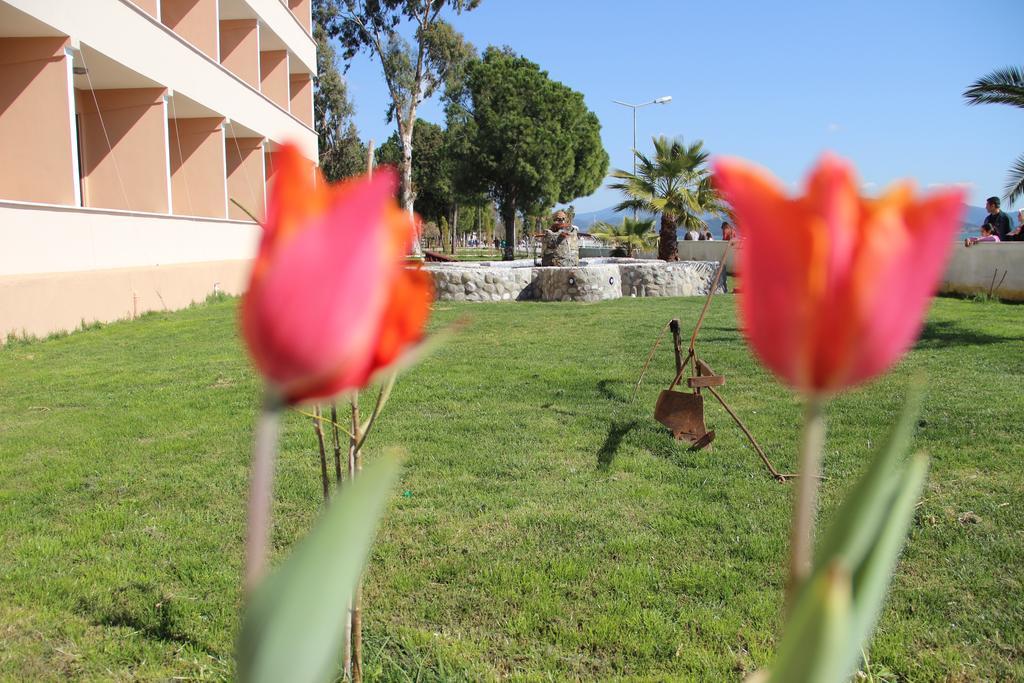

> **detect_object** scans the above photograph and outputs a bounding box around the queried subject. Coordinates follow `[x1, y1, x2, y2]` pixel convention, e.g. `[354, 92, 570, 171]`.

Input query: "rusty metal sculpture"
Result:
[634, 245, 795, 482]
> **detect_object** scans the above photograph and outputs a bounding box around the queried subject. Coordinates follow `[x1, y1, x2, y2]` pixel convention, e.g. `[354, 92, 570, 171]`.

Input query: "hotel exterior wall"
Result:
[260, 49, 289, 110]
[0, 37, 77, 205]
[219, 19, 260, 88]
[244, 0, 315, 70]
[168, 117, 228, 218]
[289, 72, 312, 127]
[161, 0, 219, 60]
[226, 137, 266, 220]
[127, 0, 159, 19]
[0, 201, 259, 276]
[288, 0, 312, 34]
[76, 87, 170, 213]
[0, 0, 321, 340]
[0, 259, 252, 340]
[8, 0, 317, 161]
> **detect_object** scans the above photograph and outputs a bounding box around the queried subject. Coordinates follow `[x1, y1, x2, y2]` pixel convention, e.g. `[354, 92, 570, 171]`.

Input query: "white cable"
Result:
[79, 49, 132, 211]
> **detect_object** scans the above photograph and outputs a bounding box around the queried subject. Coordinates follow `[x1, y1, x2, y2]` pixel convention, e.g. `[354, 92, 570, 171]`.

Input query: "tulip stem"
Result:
[245, 391, 284, 596]
[330, 403, 342, 487]
[311, 405, 330, 503]
[787, 396, 827, 609]
[356, 372, 398, 452]
[349, 392, 364, 683]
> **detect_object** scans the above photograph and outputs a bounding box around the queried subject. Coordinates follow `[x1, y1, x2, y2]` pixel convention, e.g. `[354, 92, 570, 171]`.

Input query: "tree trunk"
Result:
[399, 121, 422, 257]
[658, 213, 679, 261]
[450, 205, 459, 255]
[501, 202, 516, 261]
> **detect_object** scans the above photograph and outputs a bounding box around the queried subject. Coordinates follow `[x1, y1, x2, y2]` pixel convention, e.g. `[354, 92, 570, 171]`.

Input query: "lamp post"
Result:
[612, 96, 672, 219]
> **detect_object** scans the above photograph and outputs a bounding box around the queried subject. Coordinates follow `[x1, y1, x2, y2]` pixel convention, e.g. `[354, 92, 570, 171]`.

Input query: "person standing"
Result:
[982, 196, 1012, 240]
[538, 210, 580, 266]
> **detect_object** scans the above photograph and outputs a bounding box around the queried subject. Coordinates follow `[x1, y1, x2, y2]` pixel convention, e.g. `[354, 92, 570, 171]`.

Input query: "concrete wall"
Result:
[260, 49, 289, 110]
[219, 19, 260, 88]
[161, 0, 219, 60]
[168, 116, 227, 218]
[76, 87, 170, 213]
[940, 242, 1024, 300]
[0, 37, 77, 205]
[672, 239, 1024, 301]
[674, 240, 739, 274]
[0, 200, 260, 276]
[0, 259, 251, 340]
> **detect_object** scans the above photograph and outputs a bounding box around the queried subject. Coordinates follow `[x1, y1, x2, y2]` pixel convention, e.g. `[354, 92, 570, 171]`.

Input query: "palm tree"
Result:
[964, 66, 1024, 204]
[608, 136, 726, 261]
[589, 217, 657, 257]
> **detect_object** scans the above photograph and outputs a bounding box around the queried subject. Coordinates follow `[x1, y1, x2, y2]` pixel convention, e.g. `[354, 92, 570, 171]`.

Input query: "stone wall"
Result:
[619, 261, 723, 298]
[426, 258, 724, 303]
[429, 264, 535, 302]
[533, 264, 621, 302]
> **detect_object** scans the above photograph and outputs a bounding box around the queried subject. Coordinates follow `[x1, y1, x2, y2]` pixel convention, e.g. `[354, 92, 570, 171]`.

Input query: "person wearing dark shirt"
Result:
[982, 196, 1012, 240]
[1005, 209, 1024, 242]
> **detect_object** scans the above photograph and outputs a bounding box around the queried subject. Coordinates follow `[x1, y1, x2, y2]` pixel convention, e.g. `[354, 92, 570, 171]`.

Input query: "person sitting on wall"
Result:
[1005, 209, 1024, 241]
[537, 210, 580, 266]
[965, 223, 1001, 247]
[722, 222, 737, 241]
[981, 196, 1012, 240]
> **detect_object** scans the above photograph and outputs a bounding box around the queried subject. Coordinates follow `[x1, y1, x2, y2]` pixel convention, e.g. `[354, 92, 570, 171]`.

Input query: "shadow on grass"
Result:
[78, 582, 210, 654]
[597, 420, 639, 470]
[914, 319, 1017, 349]
[596, 379, 631, 404]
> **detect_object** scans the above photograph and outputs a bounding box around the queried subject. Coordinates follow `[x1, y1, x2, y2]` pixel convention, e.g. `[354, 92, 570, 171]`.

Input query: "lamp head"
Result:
[655, 96, 672, 104]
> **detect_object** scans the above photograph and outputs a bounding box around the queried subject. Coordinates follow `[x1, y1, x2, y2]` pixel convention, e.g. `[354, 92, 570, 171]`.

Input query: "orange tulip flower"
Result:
[241, 144, 433, 404]
[713, 155, 964, 395]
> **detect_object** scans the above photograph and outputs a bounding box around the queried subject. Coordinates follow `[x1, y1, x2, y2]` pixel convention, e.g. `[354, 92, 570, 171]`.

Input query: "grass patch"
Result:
[0, 296, 1021, 680]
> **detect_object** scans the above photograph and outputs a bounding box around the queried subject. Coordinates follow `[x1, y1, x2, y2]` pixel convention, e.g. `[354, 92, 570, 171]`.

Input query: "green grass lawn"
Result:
[0, 295, 1021, 681]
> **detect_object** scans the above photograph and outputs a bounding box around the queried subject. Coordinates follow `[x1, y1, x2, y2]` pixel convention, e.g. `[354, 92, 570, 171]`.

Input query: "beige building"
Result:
[0, 0, 317, 340]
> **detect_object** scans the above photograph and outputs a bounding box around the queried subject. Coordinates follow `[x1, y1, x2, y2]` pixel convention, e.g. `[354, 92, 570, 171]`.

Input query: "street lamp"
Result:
[612, 96, 672, 219]
[612, 96, 672, 178]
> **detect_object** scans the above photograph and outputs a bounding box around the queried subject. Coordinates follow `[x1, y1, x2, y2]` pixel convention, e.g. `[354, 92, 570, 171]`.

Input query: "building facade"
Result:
[0, 0, 317, 339]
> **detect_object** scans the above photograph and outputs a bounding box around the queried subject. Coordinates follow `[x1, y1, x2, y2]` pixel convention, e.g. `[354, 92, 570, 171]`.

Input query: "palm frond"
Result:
[1004, 152, 1024, 205]
[963, 66, 1024, 109]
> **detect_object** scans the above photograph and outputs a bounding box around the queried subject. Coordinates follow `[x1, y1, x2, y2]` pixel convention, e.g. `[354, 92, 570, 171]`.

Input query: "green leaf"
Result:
[847, 454, 928, 659]
[237, 453, 402, 683]
[768, 388, 930, 683]
[767, 562, 852, 683]
[812, 389, 921, 573]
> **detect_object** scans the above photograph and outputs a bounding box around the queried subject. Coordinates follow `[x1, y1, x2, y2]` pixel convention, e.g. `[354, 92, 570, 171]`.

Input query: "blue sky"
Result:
[337, 0, 1024, 213]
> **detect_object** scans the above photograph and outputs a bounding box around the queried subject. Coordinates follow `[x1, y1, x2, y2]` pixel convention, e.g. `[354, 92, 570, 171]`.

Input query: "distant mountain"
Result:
[573, 204, 1000, 240]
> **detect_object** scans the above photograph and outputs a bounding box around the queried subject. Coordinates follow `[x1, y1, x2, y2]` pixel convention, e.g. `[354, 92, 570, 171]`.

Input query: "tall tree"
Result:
[609, 136, 726, 261]
[376, 119, 452, 224]
[324, 0, 480, 247]
[457, 47, 609, 260]
[313, 0, 366, 181]
[964, 66, 1024, 204]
